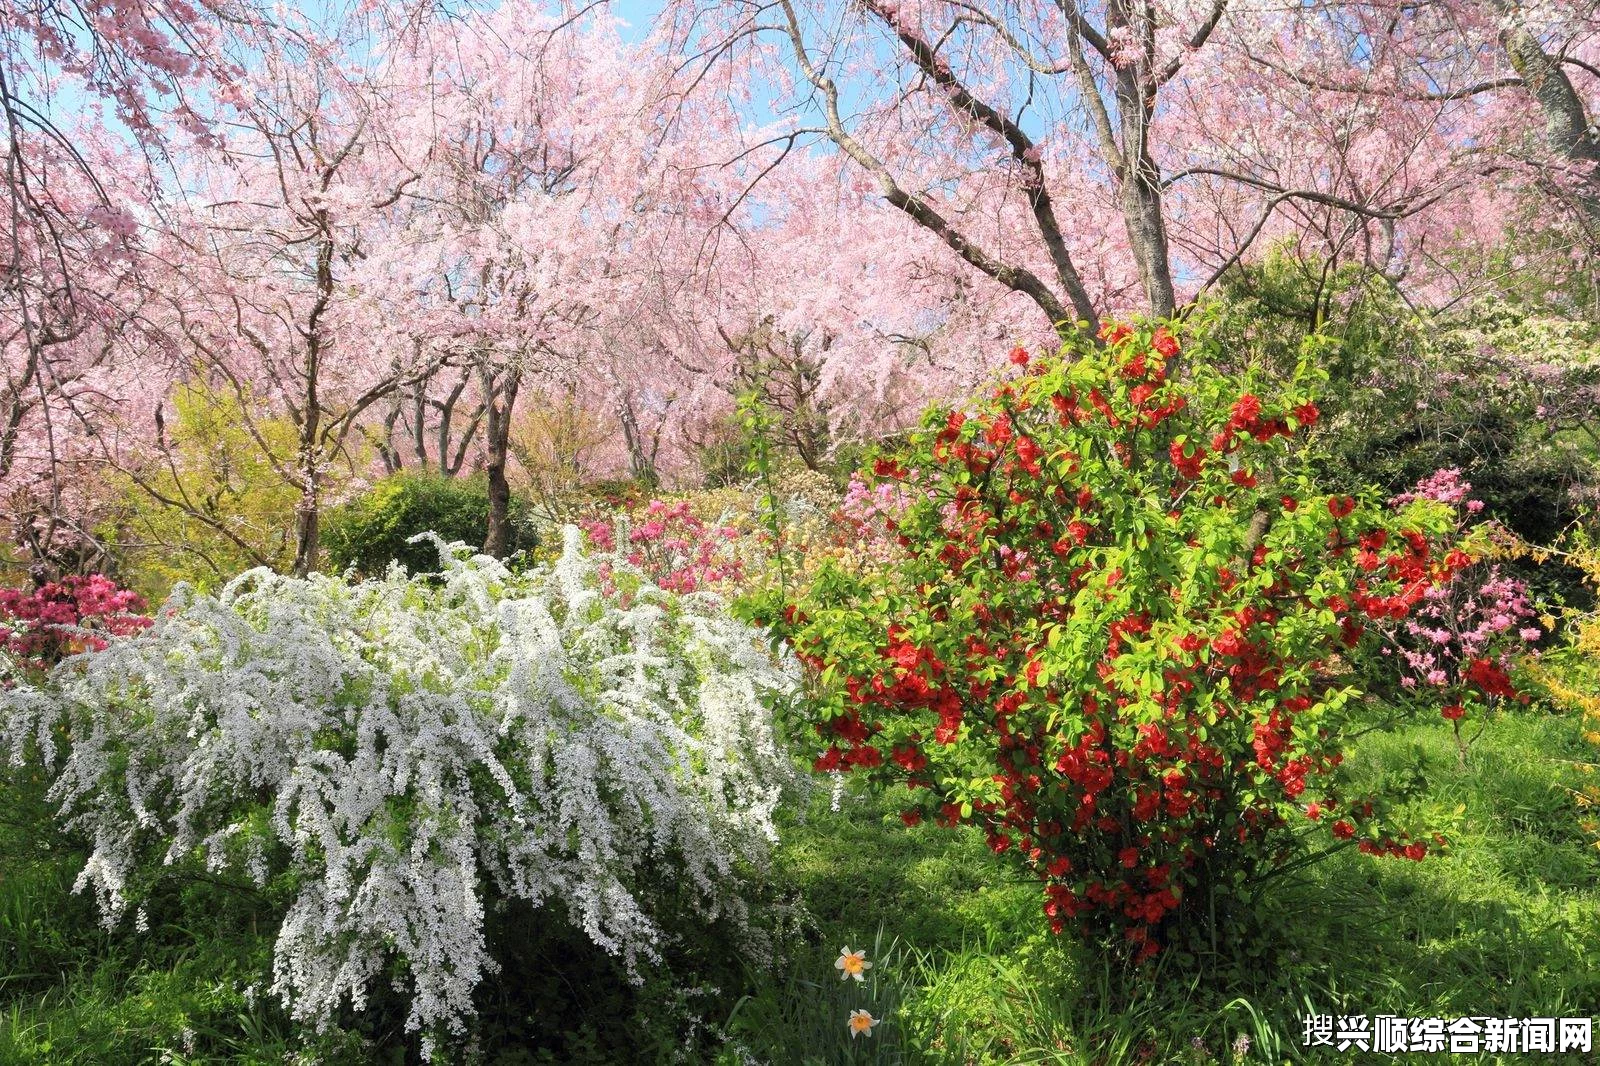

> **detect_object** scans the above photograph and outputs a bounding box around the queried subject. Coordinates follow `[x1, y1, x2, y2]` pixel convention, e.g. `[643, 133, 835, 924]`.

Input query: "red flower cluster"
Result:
[1169, 439, 1206, 480]
[1465, 657, 1517, 699]
[1207, 392, 1302, 453]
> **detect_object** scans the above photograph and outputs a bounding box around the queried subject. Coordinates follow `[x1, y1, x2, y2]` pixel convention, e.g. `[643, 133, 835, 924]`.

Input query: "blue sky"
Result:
[608, 0, 662, 41]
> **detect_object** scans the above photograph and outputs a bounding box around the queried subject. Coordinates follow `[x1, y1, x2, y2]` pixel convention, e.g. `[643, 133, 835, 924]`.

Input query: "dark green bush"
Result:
[1202, 253, 1598, 555]
[322, 471, 535, 577]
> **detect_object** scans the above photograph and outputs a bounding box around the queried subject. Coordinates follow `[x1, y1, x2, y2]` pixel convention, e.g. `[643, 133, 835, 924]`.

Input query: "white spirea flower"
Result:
[2, 529, 799, 1055]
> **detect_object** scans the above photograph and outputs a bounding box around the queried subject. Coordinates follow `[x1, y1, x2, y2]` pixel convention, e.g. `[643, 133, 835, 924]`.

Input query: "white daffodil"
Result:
[847, 1008, 879, 1038]
[835, 945, 872, 981]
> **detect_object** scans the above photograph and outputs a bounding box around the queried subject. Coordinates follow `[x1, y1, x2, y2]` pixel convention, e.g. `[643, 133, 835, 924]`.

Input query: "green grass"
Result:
[727, 707, 1600, 1065]
[3, 706, 1597, 1064]
[0, 770, 367, 1066]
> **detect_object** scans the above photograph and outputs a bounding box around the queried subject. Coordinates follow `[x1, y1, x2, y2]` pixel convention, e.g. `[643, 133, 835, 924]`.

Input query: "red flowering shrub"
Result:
[780, 324, 1466, 960]
[0, 574, 152, 670]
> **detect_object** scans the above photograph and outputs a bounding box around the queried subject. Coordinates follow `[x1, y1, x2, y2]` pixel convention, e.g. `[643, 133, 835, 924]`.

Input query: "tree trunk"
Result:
[483, 457, 512, 558]
[291, 424, 322, 576]
[1121, 161, 1178, 318]
[291, 411, 321, 575]
[291, 224, 332, 578]
[617, 393, 661, 489]
[1110, 0, 1179, 318]
[481, 368, 521, 559]
[1496, 2, 1600, 221]
[290, 385, 325, 576]
[292, 488, 319, 577]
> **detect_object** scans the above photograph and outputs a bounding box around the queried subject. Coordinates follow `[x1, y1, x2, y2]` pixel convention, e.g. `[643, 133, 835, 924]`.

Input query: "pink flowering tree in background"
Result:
[581, 499, 745, 595]
[2, 1, 420, 577]
[0, 0, 265, 577]
[353, 4, 644, 550]
[525, 80, 1021, 484]
[677, 151, 1035, 467]
[1, 1, 240, 144]
[659, 0, 1560, 332]
[1241, 0, 1600, 279]
[0, 129, 151, 577]
[0, 6, 187, 578]
[120, 9, 477, 577]
[7, 0, 1600, 579]
[351, 3, 968, 503]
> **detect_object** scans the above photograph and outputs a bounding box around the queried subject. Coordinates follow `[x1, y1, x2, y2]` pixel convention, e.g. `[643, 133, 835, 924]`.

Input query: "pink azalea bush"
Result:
[839, 473, 914, 527]
[0, 575, 152, 669]
[836, 473, 916, 564]
[581, 499, 744, 594]
[1389, 467, 1483, 511]
[1378, 470, 1539, 759]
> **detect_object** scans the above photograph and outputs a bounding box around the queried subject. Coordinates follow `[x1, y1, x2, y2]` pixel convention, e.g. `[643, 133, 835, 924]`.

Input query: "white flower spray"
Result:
[2, 529, 800, 1055]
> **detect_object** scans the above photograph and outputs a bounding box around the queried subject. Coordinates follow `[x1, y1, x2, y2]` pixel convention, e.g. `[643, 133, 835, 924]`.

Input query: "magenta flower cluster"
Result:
[581, 499, 743, 594]
[1394, 570, 1539, 692]
[840, 473, 915, 527]
[838, 473, 920, 563]
[1381, 471, 1537, 706]
[0, 574, 153, 668]
[1388, 467, 1484, 513]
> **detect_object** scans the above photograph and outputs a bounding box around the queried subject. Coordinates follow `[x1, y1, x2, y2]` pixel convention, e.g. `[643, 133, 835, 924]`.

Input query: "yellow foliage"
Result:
[509, 388, 612, 507]
[572, 465, 910, 601]
[104, 382, 306, 599]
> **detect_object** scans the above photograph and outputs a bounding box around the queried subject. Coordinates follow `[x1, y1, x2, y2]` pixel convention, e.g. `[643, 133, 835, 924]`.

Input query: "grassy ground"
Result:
[723, 706, 1600, 1065]
[2, 705, 1597, 1064]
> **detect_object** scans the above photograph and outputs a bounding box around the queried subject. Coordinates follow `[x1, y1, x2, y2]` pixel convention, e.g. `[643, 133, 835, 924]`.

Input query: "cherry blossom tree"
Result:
[1230, 0, 1600, 294]
[0, 117, 158, 578]
[356, 2, 977, 507]
[661, 0, 1597, 329]
[356, 5, 644, 550]
[128, 16, 452, 576]
[11, 0, 1600, 580]
[0, 0, 260, 576]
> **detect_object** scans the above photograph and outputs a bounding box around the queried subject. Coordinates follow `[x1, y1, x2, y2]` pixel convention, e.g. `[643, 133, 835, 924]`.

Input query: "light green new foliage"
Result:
[2, 529, 800, 1059]
[106, 381, 305, 598]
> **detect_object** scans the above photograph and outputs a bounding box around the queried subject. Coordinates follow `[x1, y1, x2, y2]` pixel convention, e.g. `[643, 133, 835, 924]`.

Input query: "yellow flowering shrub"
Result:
[1501, 530, 1600, 843]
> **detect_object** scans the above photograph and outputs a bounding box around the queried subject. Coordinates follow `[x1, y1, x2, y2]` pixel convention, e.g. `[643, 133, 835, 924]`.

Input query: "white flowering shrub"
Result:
[1, 529, 799, 1053]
